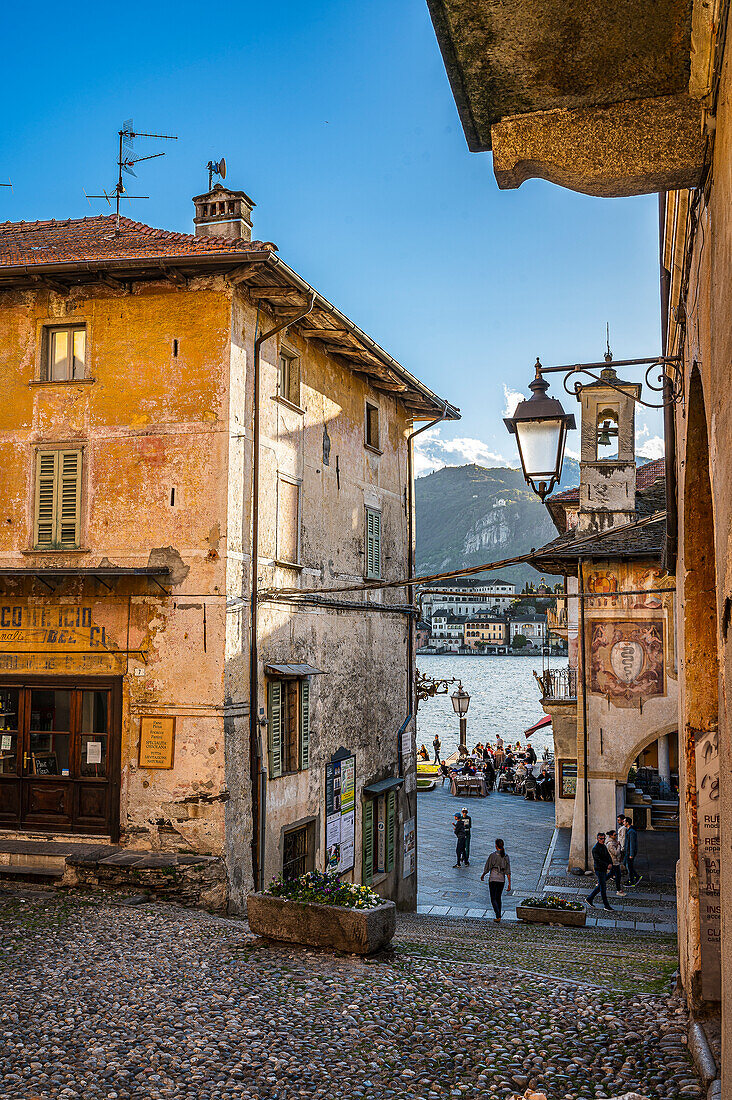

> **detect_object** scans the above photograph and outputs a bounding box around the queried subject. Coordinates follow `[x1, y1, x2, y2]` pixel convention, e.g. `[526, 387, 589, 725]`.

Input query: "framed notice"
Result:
[558, 760, 577, 799]
[139, 716, 176, 769]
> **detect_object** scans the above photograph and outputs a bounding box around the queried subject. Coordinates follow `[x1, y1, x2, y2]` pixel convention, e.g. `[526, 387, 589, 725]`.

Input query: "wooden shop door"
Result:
[0, 679, 121, 838]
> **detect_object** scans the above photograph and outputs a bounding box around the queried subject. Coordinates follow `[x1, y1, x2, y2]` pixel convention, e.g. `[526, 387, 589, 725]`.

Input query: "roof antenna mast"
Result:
[85, 120, 178, 232]
[606, 321, 612, 362]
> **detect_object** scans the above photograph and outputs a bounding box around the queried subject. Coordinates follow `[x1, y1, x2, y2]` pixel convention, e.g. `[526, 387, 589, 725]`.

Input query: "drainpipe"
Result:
[578, 557, 590, 871]
[659, 191, 678, 573]
[249, 293, 315, 892]
[405, 403, 449, 733]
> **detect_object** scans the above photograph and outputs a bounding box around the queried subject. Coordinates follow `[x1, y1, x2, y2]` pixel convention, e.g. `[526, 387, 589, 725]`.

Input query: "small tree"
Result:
[512, 633, 529, 649]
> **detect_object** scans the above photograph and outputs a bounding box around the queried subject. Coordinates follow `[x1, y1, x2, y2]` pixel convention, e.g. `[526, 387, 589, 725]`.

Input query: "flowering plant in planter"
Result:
[520, 894, 585, 912]
[266, 870, 382, 910]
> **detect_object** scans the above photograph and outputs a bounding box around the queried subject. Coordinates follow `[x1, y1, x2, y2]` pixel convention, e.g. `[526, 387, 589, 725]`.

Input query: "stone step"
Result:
[0, 864, 64, 884]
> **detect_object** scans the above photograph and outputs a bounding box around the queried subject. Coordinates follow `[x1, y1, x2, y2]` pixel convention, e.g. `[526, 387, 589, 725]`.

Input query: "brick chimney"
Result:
[192, 183, 256, 241]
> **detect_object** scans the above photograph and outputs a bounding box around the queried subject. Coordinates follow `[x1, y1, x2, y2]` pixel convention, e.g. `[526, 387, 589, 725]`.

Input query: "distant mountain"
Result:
[414, 460, 580, 588]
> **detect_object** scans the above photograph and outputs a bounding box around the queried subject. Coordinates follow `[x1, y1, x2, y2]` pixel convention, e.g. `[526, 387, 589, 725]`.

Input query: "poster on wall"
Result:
[403, 817, 416, 877]
[325, 752, 356, 874]
[589, 621, 664, 705]
[695, 727, 721, 1001]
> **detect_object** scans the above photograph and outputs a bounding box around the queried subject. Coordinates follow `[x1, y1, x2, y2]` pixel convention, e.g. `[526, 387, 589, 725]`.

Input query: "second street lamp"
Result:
[451, 681, 471, 756]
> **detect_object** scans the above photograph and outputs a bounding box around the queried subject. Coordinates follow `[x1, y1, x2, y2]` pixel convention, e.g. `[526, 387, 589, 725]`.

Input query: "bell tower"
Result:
[577, 357, 640, 533]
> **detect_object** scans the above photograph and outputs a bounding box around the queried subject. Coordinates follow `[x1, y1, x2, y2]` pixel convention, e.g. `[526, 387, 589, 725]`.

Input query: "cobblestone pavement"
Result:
[0, 884, 699, 1100]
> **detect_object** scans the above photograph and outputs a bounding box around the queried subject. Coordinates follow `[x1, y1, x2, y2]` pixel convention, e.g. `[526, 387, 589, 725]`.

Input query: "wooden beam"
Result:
[227, 263, 261, 285]
[302, 327, 352, 340]
[31, 275, 69, 296]
[248, 286, 302, 299]
[161, 267, 187, 287]
[97, 273, 126, 291]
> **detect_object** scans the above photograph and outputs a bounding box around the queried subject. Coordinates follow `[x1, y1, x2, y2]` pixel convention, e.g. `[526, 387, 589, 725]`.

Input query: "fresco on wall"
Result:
[589, 621, 664, 703]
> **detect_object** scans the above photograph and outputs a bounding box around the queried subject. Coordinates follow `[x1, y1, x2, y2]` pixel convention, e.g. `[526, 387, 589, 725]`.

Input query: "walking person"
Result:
[433, 734, 441, 763]
[616, 814, 628, 877]
[624, 817, 641, 885]
[605, 829, 626, 897]
[453, 813, 467, 867]
[481, 838, 511, 922]
[586, 832, 615, 911]
[461, 807, 472, 865]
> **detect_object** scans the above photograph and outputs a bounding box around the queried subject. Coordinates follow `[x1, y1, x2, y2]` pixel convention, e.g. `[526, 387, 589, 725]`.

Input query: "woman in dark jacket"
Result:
[480, 838, 511, 921]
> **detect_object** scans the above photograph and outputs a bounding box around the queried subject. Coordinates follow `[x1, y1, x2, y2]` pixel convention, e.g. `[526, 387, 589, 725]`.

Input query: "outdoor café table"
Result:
[450, 773, 488, 797]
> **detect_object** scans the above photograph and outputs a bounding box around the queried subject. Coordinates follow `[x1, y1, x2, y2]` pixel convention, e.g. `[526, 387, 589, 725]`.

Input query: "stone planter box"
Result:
[516, 904, 586, 927]
[247, 892, 396, 954]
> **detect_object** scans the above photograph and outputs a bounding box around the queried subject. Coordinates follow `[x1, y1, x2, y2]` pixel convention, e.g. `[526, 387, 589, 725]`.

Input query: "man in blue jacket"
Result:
[624, 817, 641, 886]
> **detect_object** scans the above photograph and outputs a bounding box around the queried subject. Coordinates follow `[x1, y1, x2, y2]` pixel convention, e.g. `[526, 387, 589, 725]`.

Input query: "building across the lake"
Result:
[421, 578, 515, 622]
[0, 184, 457, 912]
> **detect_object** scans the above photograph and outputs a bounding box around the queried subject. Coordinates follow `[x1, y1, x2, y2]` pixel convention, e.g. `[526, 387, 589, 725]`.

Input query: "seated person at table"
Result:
[418, 744, 429, 760]
[463, 760, 477, 776]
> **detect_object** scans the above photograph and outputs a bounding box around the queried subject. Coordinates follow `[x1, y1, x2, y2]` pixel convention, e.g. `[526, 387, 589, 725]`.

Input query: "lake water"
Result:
[416, 654, 554, 759]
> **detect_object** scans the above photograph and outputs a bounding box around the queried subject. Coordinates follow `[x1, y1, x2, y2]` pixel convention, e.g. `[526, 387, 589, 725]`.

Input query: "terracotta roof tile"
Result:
[0, 214, 276, 268]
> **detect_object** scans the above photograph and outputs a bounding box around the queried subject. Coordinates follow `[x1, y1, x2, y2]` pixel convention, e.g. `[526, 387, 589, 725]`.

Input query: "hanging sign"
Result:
[139, 716, 176, 769]
[325, 753, 356, 874]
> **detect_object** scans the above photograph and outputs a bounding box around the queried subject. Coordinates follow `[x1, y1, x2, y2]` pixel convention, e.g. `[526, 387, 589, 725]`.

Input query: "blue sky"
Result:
[4, 0, 664, 474]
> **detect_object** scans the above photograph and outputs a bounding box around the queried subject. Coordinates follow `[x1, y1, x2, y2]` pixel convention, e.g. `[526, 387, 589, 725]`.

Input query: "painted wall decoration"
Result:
[589, 621, 664, 704]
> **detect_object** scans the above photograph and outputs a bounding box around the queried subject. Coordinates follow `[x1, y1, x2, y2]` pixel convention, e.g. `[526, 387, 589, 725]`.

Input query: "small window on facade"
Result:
[283, 822, 315, 880]
[277, 476, 301, 565]
[34, 449, 82, 549]
[267, 677, 311, 778]
[42, 326, 86, 382]
[278, 351, 300, 406]
[365, 402, 380, 450]
[365, 507, 381, 579]
[362, 789, 396, 884]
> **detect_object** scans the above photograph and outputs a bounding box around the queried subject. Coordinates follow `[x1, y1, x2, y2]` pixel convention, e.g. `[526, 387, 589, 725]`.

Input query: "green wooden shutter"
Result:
[366, 508, 381, 579]
[362, 799, 374, 885]
[58, 450, 82, 547]
[34, 451, 58, 547]
[299, 678, 310, 770]
[268, 681, 283, 778]
[386, 789, 396, 873]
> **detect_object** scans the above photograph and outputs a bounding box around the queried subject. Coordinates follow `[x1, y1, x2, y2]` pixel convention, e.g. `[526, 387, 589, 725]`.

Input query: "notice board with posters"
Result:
[325, 751, 355, 874]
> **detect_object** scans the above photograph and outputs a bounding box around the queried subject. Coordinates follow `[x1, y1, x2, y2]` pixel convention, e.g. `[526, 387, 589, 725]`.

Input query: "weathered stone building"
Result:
[0, 187, 457, 912]
[426, 0, 728, 1075]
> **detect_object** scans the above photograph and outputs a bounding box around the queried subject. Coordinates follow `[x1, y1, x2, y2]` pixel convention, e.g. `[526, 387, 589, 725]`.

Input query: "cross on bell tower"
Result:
[577, 354, 641, 533]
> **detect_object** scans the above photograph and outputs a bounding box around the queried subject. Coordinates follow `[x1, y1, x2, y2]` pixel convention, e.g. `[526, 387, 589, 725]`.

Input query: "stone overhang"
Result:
[426, 0, 706, 196]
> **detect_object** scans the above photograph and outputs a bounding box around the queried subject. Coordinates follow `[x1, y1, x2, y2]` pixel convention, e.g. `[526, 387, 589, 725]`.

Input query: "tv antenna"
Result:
[0, 180, 12, 193]
[86, 119, 178, 231]
[206, 157, 227, 190]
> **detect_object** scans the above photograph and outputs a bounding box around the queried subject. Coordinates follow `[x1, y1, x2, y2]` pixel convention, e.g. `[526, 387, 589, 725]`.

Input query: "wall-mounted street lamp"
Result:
[451, 681, 471, 756]
[504, 350, 683, 502]
[503, 364, 576, 501]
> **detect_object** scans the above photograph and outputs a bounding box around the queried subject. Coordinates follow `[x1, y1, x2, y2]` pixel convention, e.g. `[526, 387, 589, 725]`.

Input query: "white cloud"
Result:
[503, 384, 526, 418]
[637, 435, 665, 460]
[414, 426, 511, 477]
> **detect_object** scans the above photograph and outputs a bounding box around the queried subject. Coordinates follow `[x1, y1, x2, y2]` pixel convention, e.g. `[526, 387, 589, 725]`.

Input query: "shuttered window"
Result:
[386, 789, 396, 873]
[268, 680, 283, 778]
[362, 799, 374, 886]
[34, 449, 82, 549]
[268, 677, 311, 777]
[365, 507, 381, 579]
[299, 678, 310, 770]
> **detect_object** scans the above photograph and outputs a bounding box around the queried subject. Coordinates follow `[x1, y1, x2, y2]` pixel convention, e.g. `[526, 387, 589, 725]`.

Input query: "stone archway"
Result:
[678, 366, 720, 1005]
[618, 722, 679, 788]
